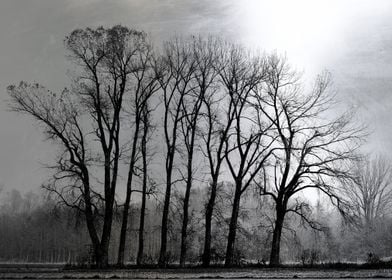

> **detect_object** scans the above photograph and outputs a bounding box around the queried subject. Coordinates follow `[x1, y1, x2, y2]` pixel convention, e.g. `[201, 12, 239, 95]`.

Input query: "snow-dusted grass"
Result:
[1, 267, 392, 279]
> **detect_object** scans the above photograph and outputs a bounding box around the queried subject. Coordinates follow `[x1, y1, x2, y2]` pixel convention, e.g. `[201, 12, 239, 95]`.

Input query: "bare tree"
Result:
[117, 38, 159, 266]
[178, 36, 220, 267]
[218, 45, 275, 266]
[8, 82, 105, 265]
[341, 155, 392, 227]
[255, 55, 364, 266]
[8, 26, 147, 267]
[198, 39, 232, 267]
[154, 38, 196, 267]
[136, 102, 156, 265]
[201, 90, 231, 266]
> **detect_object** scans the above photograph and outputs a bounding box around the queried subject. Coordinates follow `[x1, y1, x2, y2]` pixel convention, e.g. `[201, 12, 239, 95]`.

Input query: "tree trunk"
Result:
[269, 206, 285, 267]
[136, 187, 147, 266]
[159, 163, 173, 267]
[98, 151, 116, 268]
[94, 244, 109, 268]
[118, 195, 130, 266]
[100, 198, 113, 268]
[137, 117, 148, 266]
[180, 149, 194, 267]
[225, 186, 241, 267]
[83, 181, 102, 267]
[118, 122, 140, 266]
[202, 178, 218, 267]
[180, 178, 191, 267]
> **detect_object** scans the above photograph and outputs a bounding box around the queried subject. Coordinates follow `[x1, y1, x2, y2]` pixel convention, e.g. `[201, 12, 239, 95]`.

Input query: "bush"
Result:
[300, 249, 321, 266]
[366, 252, 381, 264]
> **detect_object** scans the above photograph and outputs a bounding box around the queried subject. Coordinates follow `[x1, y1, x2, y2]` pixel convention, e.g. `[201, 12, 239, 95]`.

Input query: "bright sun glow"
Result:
[239, 0, 346, 69]
[236, 0, 389, 73]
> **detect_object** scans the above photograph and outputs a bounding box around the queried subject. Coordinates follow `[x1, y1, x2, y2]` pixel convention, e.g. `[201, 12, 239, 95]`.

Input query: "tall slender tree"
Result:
[218, 46, 275, 266]
[155, 38, 196, 267]
[178, 36, 220, 266]
[199, 40, 236, 267]
[136, 102, 156, 265]
[117, 38, 159, 266]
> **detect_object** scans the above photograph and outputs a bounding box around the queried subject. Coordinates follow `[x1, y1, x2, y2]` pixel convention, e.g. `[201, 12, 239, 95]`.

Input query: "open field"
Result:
[1, 265, 392, 279]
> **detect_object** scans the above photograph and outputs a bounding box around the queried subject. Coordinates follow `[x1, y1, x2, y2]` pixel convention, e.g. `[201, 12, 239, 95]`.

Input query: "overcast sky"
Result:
[0, 0, 392, 194]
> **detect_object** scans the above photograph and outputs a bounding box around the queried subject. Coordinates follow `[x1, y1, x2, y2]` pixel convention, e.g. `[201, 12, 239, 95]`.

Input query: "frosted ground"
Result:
[1, 265, 392, 279]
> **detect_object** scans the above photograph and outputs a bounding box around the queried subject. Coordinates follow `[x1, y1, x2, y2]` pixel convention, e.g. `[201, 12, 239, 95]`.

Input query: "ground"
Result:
[1, 264, 392, 279]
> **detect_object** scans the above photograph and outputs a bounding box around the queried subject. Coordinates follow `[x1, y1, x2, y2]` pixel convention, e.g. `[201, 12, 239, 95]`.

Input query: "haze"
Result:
[0, 0, 391, 194]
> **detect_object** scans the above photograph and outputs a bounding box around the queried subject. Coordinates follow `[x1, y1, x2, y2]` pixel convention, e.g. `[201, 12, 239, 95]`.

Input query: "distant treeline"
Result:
[1, 187, 392, 265]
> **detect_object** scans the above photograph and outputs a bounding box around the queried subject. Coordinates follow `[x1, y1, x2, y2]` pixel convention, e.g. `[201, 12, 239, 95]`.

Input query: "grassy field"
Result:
[1, 265, 392, 279]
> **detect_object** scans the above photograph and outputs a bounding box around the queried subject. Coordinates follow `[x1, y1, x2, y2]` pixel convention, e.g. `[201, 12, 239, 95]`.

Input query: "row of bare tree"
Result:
[1, 154, 392, 265]
[7, 25, 364, 268]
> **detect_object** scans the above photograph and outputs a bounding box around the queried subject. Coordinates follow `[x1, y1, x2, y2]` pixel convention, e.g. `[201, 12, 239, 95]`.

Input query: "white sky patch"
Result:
[237, 0, 392, 73]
